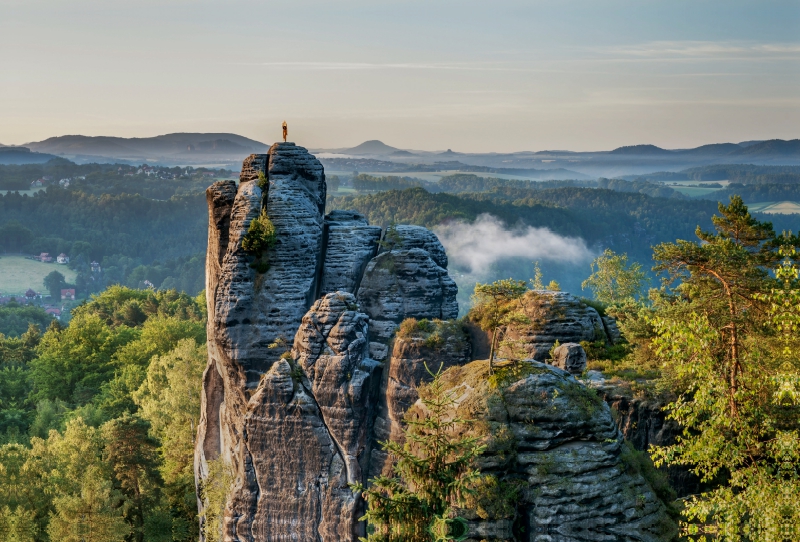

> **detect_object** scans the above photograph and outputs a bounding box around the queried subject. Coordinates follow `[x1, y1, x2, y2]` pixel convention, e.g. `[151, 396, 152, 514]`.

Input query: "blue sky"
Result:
[1, 0, 798, 151]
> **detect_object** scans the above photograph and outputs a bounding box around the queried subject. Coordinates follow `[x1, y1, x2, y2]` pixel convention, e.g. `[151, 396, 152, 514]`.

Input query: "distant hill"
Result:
[341, 140, 401, 155]
[730, 139, 800, 157]
[679, 143, 741, 156]
[26, 133, 270, 161]
[608, 144, 672, 155]
[0, 147, 60, 165]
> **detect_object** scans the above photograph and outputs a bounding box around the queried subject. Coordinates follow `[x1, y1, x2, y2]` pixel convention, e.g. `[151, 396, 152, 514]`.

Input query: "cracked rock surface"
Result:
[411, 360, 677, 541]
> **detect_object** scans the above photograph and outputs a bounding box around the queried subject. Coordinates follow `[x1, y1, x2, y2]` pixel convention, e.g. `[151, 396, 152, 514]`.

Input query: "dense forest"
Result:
[0, 287, 206, 541]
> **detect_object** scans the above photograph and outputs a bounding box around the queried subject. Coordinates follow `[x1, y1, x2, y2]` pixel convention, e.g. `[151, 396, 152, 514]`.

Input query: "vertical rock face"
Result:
[196, 148, 460, 542]
[356, 249, 459, 362]
[319, 211, 382, 296]
[230, 293, 380, 541]
[368, 321, 472, 478]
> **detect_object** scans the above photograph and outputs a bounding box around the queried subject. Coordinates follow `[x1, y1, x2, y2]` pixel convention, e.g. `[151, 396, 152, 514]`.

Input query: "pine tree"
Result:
[354, 365, 485, 541]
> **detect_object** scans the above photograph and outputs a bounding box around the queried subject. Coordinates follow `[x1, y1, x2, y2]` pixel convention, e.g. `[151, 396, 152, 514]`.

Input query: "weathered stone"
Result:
[413, 360, 677, 542]
[603, 315, 624, 345]
[551, 342, 587, 375]
[357, 249, 459, 361]
[386, 224, 449, 269]
[196, 146, 468, 542]
[368, 321, 471, 477]
[320, 211, 381, 295]
[496, 291, 608, 361]
[226, 293, 380, 541]
[239, 153, 268, 183]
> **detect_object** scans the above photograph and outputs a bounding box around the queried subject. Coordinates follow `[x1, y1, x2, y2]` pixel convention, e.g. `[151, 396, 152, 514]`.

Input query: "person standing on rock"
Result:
[282, 121, 288, 142]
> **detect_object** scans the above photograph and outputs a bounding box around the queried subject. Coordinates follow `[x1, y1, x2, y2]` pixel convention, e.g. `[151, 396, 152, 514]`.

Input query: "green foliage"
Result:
[396, 318, 468, 351]
[470, 279, 529, 372]
[619, 442, 679, 516]
[646, 197, 800, 540]
[352, 174, 425, 192]
[256, 171, 268, 191]
[42, 271, 66, 301]
[0, 285, 206, 541]
[0, 303, 52, 339]
[242, 210, 277, 274]
[354, 366, 484, 541]
[199, 457, 234, 542]
[582, 249, 648, 304]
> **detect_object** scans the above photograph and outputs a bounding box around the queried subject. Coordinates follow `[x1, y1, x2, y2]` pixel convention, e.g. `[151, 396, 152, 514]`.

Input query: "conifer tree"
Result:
[354, 365, 484, 541]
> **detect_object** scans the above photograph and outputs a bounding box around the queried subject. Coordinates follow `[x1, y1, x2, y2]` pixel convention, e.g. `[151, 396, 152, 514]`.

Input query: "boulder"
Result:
[551, 342, 587, 375]
[386, 224, 449, 269]
[497, 291, 608, 361]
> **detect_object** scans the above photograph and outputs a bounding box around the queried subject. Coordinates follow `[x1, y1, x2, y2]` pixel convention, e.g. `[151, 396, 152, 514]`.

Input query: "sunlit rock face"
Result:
[413, 360, 677, 542]
[195, 147, 458, 541]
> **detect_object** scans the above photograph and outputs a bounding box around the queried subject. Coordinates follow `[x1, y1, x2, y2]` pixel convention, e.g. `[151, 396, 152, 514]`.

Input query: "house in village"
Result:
[39, 253, 53, 263]
[57, 253, 70, 264]
[31, 179, 44, 188]
[45, 307, 62, 320]
[91, 261, 101, 272]
[61, 289, 76, 301]
[25, 289, 38, 300]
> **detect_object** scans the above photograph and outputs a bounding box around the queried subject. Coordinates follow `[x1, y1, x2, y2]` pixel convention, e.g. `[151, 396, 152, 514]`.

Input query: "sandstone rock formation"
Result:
[416, 360, 677, 541]
[368, 319, 472, 477]
[357, 248, 458, 362]
[197, 146, 675, 542]
[196, 147, 459, 541]
[495, 291, 614, 361]
[551, 342, 587, 375]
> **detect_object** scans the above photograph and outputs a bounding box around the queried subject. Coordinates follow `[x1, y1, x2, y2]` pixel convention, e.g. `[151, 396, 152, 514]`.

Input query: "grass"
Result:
[746, 201, 800, 215]
[0, 255, 77, 296]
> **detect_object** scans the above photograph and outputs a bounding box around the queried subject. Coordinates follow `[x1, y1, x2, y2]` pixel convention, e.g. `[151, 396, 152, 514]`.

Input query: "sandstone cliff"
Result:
[196, 147, 675, 542]
[195, 146, 458, 541]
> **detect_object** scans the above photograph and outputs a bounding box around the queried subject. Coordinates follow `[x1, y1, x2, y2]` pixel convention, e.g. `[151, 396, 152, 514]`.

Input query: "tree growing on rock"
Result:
[470, 279, 529, 373]
[582, 249, 647, 305]
[354, 365, 484, 541]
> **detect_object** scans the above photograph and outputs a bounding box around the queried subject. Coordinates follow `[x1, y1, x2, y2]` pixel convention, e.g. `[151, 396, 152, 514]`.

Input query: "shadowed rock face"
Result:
[196, 148, 459, 542]
[319, 211, 381, 296]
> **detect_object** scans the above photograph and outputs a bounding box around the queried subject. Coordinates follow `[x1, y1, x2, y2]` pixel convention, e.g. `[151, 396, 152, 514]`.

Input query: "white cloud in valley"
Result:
[434, 214, 593, 275]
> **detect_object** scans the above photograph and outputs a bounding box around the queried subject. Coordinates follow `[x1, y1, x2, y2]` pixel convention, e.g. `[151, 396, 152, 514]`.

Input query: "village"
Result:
[0, 251, 101, 323]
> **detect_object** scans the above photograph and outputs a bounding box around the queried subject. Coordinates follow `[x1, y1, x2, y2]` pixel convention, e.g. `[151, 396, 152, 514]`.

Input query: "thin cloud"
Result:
[596, 40, 800, 62]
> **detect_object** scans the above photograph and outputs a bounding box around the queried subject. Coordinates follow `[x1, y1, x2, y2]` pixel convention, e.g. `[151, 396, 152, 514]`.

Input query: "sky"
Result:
[1, 0, 798, 152]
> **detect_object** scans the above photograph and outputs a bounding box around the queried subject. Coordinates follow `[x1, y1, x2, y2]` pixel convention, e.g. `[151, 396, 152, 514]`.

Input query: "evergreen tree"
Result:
[354, 366, 484, 541]
[648, 197, 800, 540]
[470, 279, 529, 373]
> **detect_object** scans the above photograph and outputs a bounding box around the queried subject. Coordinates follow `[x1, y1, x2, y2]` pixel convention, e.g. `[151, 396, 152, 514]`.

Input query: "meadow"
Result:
[0, 255, 77, 296]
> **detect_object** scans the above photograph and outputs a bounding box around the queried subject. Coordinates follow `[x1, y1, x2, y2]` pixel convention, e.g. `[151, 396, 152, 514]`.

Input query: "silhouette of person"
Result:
[282, 121, 287, 142]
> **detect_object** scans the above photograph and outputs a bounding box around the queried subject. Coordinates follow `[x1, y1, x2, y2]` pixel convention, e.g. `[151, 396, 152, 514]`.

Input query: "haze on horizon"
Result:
[1, 0, 798, 153]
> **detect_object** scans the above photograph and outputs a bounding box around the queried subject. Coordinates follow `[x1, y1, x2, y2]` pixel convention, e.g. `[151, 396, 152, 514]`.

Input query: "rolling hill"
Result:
[26, 133, 270, 161]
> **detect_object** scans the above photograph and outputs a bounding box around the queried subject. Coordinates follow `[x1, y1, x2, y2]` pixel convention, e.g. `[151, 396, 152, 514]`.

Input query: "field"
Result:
[0, 255, 77, 296]
[747, 201, 800, 215]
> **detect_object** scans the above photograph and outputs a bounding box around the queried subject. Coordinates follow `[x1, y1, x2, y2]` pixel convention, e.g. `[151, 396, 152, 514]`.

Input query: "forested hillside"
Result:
[0, 287, 206, 541]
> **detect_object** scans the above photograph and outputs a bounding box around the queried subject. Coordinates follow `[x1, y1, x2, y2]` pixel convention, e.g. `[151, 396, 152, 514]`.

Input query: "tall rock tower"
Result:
[195, 144, 458, 541]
